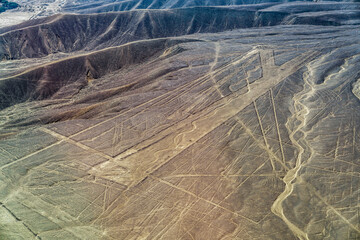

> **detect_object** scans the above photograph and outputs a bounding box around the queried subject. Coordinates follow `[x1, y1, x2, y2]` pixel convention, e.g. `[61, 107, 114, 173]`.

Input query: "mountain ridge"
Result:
[1, 3, 359, 60]
[0, 1, 359, 239]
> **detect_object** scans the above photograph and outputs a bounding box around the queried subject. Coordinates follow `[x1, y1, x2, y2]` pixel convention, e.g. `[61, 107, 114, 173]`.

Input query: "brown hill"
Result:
[0, 2, 359, 240]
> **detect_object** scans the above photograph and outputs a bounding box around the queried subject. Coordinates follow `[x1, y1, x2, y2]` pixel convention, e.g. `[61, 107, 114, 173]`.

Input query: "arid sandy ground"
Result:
[0, 1, 359, 240]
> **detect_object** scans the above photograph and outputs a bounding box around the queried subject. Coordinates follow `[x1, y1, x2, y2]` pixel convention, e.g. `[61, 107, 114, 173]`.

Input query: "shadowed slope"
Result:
[0, 2, 360, 240]
[0, 25, 359, 239]
[1, 3, 359, 60]
[0, 7, 256, 60]
[63, 0, 356, 13]
[0, 38, 194, 110]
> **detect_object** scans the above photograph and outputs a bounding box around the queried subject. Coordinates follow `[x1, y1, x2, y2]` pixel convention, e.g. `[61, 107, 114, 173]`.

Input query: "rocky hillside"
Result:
[0, 1, 359, 240]
[1, 2, 359, 60]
